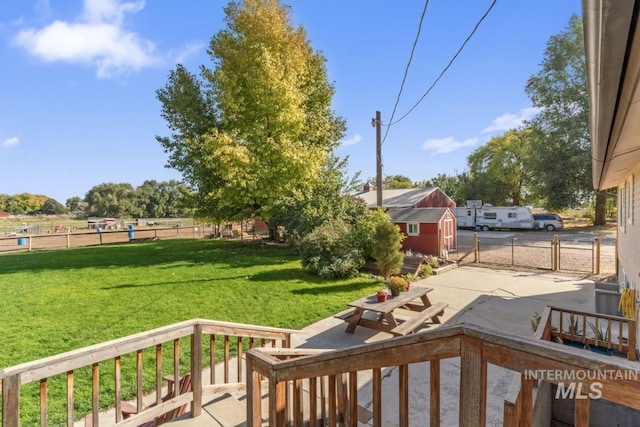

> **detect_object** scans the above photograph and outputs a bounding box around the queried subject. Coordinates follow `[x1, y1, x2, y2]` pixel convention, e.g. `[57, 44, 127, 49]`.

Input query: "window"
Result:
[508, 212, 516, 219]
[408, 223, 419, 236]
[627, 175, 634, 225]
[483, 212, 497, 220]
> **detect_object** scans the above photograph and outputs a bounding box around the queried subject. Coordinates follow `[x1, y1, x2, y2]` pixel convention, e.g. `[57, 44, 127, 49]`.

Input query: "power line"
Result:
[387, 0, 498, 129]
[382, 0, 430, 145]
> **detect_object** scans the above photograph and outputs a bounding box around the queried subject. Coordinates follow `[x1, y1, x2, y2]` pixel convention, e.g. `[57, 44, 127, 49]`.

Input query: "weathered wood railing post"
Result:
[430, 360, 441, 426]
[399, 365, 409, 427]
[2, 374, 20, 427]
[629, 321, 637, 361]
[474, 233, 479, 263]
[246, 357, 262, 427]
[595, 237, 601, 274]
[191, 323, 203, 417]
[269, 380, 286, 427]
[552, 235, 559, 271]
[575, 397, 589, 425]
[459, 336, 486, 427]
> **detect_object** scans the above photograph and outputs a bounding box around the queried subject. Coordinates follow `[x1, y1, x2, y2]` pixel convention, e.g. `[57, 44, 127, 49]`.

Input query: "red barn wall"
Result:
[415, 189, 456, 209]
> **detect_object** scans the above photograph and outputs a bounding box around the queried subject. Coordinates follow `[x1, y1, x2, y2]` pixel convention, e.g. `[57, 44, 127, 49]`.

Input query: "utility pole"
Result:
[375, 111, 382, 207]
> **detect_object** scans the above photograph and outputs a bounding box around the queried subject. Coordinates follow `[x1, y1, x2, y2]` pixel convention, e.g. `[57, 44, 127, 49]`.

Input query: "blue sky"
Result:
[0, 0, 581, 203]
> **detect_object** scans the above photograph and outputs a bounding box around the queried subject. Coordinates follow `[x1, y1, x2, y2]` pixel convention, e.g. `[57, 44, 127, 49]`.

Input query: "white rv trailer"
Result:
[453, 201, 534, 231]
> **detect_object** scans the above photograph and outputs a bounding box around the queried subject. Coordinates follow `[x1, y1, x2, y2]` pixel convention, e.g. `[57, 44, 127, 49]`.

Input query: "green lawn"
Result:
[0, 238, 380, 424]
[0, 238, 381, 367]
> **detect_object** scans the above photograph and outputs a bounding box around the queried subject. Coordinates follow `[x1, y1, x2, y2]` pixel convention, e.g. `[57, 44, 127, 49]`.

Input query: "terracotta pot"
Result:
[377, 293, 388, 302]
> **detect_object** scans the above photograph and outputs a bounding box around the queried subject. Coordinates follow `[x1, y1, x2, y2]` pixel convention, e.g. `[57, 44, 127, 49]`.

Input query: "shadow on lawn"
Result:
[0, 239, 298, 274]
[289, 280, 375, 295]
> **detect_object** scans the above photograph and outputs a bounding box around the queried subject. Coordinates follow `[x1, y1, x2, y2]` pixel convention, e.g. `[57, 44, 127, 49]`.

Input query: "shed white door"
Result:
[443, 218, 454, 250]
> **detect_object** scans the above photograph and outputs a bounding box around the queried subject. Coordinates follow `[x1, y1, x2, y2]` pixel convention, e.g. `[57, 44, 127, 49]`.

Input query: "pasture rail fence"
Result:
[0, 220, 270, 254]
[0, 226, 205, 254]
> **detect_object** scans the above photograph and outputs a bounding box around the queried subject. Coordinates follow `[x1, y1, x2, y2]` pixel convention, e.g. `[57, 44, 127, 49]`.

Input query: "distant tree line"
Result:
[0, 180, 193, 218]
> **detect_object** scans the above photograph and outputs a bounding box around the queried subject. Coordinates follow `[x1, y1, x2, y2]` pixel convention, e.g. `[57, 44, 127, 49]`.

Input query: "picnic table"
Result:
[339, 286, 447, 336]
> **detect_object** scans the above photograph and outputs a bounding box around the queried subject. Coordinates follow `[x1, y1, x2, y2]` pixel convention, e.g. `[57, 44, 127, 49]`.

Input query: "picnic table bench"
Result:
[338, 286, 447, 336]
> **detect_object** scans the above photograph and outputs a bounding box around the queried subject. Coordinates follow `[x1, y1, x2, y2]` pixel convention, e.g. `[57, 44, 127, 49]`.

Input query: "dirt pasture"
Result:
[0, 226, 205, 254]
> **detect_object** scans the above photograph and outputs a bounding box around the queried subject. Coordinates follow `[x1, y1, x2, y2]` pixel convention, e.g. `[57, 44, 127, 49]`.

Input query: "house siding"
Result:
[618, 165, 640, 290]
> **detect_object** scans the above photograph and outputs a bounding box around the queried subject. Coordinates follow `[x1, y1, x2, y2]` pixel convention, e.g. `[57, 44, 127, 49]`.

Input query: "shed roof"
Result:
[389, 208, 450, 223]
[355, 187, 439, 208]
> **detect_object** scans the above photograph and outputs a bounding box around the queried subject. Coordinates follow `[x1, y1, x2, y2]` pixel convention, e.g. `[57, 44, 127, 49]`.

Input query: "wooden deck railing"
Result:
[537, 306, 637, 361]
[0, 319, 297, 427]
[503, 305, 638, 426]
[246, 323, 640, 427]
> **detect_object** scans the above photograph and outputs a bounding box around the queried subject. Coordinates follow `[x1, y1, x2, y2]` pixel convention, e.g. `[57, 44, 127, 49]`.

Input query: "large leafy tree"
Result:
[41, 198, 68, 215]
[66, 196, 84, 213]
[1, 193, 49, 214]
[156, 0, 345, 223]
[270, 154, 367, 241]
[135, 180, 192, 218]
[525, 14, 606, 223]
[85, 183, 140, 218]
[466, 129, 532, 206]
[417, 172, 471, 206]
[382, 174, 413, 189]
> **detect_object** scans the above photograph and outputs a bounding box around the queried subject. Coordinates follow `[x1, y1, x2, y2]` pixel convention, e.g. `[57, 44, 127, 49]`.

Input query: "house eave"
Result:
[583, 0, 640, 190]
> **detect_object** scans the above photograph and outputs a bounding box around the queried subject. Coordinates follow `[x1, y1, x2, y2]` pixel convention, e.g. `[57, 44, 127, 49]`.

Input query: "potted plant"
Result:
[588, 322, 613, 355]
[386, 276, 408, 296]
[376, 288, 388, 303]
[401, 273, 414, 291]
[562, 315, 585, 349]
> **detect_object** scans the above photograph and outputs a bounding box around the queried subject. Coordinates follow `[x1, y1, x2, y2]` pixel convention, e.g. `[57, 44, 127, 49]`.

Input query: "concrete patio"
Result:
[168, 266, 599, 426]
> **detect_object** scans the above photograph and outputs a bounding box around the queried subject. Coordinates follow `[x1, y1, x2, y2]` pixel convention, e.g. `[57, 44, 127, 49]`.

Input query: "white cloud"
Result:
[2, 137, 20, 148]
[13, 0, 159, 79]
[170, 41, 205, 64]
[82, 0, 144, 25]
[422, 136, 478, 155]
[341, 134, 362, 146]
[481, 107, 540, 134]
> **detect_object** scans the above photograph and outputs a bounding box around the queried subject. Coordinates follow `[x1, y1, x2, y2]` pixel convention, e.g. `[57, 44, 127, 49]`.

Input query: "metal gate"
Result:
[476, 237, 553, 270]
[558, 239, 595, 273]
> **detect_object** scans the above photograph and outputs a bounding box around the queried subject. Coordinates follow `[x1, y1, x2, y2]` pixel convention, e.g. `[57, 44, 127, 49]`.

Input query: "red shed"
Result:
[0, 211, 9, 218]
[389, 208, 457, 257]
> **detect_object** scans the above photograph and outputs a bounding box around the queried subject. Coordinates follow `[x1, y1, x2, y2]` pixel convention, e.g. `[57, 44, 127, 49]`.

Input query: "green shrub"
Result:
[401, 272, 415, 283]
[425, 255, 439, 268]
[301, 219, 364, 279]
[352, 208, 392, 260]
[371, 220, 405, 279]
[419, 264, 433, 278]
